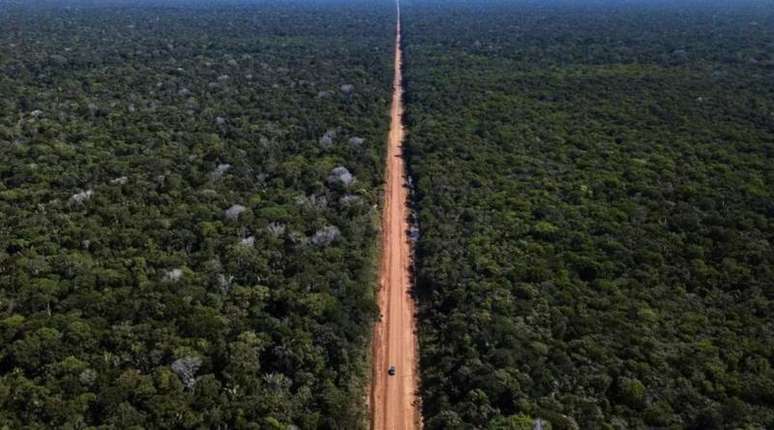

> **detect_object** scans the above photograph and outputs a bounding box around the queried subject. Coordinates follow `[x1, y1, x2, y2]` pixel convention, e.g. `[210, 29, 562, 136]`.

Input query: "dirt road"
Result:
[370, 1, 420, 429]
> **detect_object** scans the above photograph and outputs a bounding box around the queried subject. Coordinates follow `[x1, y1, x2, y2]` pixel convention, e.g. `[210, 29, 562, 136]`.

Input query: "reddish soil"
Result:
[370, 1, 420, 429]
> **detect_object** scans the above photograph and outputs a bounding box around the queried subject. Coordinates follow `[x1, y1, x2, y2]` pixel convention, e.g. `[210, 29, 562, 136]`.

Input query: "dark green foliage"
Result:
[402, 0, 774, 428]
[0, 1, 393, 427]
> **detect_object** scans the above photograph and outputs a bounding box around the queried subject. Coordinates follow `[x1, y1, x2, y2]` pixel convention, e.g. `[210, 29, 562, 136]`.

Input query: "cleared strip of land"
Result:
[371, 1, 420, 429]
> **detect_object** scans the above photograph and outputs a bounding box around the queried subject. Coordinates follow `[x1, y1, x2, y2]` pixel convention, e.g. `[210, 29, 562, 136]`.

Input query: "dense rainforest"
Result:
[0, 1, 393, 427]
[402, 0, 774, 429]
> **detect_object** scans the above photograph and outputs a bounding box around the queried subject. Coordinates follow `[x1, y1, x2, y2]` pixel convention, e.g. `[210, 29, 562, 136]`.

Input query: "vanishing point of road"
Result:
[370, 0, 420, 429]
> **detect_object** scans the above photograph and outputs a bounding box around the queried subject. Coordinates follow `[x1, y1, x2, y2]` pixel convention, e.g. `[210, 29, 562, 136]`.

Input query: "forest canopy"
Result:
[0, 1, 393, 428]
[402, 0, 774, 428]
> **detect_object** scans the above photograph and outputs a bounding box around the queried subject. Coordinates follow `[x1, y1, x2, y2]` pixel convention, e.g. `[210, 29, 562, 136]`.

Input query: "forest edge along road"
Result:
[370, 0, 420, 429]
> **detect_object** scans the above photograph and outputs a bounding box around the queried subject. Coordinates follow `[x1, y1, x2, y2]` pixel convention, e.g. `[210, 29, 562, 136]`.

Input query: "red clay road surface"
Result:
[370, 1, 420, 429]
